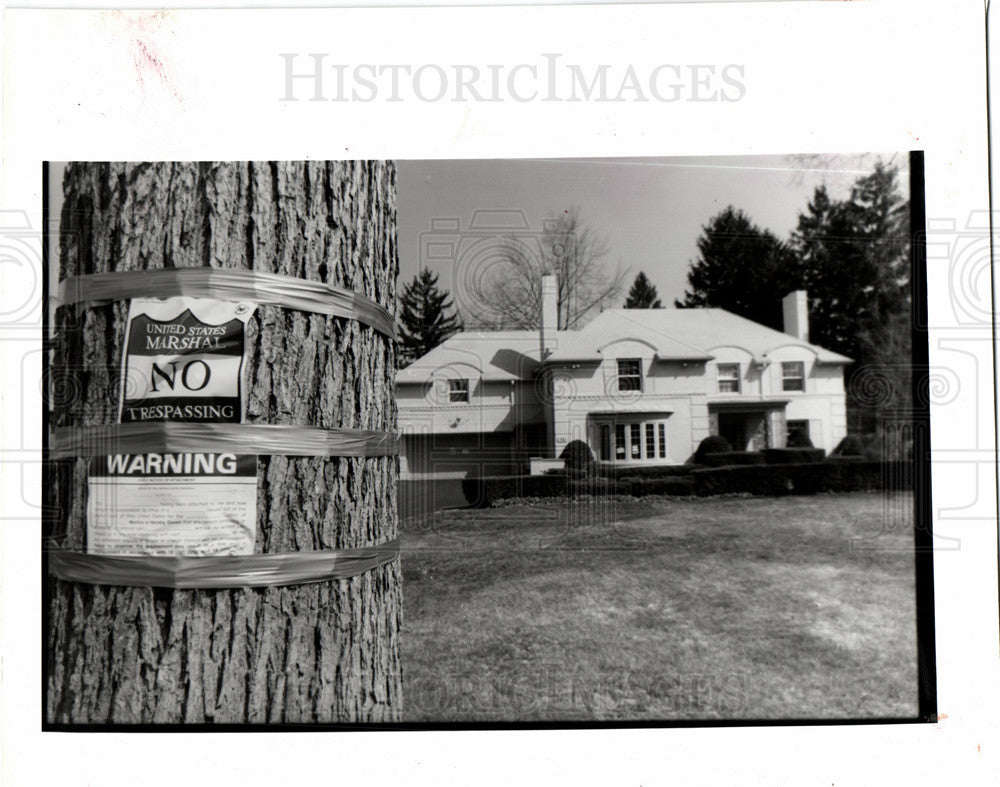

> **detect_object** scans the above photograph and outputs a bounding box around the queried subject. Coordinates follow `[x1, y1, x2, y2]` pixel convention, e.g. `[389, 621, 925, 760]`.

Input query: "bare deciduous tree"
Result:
[469, 207, 627, 330]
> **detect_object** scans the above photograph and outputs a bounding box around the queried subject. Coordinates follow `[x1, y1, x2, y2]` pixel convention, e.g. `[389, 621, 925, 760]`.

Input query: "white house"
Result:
[397, 275, 851, 479]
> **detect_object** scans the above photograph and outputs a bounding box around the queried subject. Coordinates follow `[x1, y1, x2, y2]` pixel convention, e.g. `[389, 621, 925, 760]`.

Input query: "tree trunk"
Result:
[46, 162, 401, 724]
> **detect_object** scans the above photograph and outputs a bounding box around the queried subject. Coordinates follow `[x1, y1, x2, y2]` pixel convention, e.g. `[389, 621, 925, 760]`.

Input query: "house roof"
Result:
[396, 331, 542, 383]
[397, 307, 852, 383]
[544, 308, 852, 365]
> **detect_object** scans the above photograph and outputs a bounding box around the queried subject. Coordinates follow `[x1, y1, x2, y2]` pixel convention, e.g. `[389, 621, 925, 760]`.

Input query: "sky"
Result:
[396, 152, 909, 318]
[49, 153, 909, 319]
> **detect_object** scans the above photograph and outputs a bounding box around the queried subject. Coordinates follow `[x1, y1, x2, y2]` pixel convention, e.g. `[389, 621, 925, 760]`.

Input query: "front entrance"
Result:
[717, 413, 749, 451]
[714, 410, 773, 451]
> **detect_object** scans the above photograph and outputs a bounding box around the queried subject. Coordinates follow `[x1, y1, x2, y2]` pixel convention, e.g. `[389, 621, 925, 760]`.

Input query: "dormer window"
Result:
[717, 363, 740, 393]
[448, 378, 470, 403]
[617, 359, 642, 392]
[781, 362, 805, 392]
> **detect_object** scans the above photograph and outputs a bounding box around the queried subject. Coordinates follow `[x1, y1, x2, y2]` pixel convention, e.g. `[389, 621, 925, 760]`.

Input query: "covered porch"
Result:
[708, 400, 790, 451]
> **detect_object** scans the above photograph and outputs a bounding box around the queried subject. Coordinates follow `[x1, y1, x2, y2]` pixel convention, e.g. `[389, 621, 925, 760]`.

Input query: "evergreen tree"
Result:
[791, 163, 910, 366]
[791, 184, 840, 349]
[624, 271, 663, 308]
[675, 206, 797, 331]
[398, 267, 462, 366]
[791, 162, 910, 438]
[673, 161, 911, 446]
[677, 164, 908, 360]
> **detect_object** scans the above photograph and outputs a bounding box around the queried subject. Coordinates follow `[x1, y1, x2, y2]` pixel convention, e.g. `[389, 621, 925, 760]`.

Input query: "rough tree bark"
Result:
[46, 162, 401, 723]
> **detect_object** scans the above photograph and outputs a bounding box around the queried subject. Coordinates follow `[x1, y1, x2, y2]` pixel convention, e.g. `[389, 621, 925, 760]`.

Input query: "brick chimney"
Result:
[539, 274, 558, 358]
[782, 290, 809, 342]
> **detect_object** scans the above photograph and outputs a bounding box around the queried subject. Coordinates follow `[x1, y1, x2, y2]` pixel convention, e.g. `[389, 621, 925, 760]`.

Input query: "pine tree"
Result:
[623, 271, 663, 308]
[673, 162, 911, 445]
[398, 267, 462, 366]
[791, 161, 910, 437]
[791, 184, 840, 350]
[791, 163, 909, 365]
[675, 206, 797, 331]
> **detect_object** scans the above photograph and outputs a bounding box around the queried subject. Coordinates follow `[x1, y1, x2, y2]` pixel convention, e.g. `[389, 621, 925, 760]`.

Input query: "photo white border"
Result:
[2, 2, 997, 785]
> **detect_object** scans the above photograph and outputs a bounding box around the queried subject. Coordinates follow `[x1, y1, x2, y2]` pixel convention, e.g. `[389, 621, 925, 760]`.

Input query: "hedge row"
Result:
[462, 474, 696, 506]
[462, 461, 912, 506]
[462, 474, 565, 505]
[762, 448, 826, 464]
[571, 477, 696, 497]
[689, 460, 912, 497]
[595, 464, 697, 479]
[700, 451, 767, 468]
[550, 465, 697, 480]
[554, 450, 825, 478]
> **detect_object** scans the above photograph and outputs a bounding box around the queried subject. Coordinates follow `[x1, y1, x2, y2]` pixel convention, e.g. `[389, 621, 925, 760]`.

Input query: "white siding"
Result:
[398, 377, 542, 435]
[398, 320, 850, 474]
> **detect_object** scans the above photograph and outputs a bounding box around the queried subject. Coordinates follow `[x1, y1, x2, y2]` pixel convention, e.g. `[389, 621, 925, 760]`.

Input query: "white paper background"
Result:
[2, 1, 997, 785]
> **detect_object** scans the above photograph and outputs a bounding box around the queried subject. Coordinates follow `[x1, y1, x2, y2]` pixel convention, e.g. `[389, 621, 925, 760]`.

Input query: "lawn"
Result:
[399, 492, 919, 722]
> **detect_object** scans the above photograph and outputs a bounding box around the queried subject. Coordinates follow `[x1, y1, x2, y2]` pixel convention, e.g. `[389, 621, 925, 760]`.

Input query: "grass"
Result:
[400, 492, 919, 722]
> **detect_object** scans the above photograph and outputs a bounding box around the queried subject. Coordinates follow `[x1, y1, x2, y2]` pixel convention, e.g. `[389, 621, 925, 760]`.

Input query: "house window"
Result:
[787, 420, 810, 445]
[448, 378, 469, 403]
[600, 425, 611, 461]
[617, 359, 642, 392]
[600, 419, 669, 463]
[717, 363, 740, 393]
[782, 362, 805, 392]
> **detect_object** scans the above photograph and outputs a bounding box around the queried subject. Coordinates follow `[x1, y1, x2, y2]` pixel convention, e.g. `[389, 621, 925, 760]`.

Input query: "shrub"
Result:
[567, 476, 696, 497]
[462, 460, 912, 504]
[626, 476, 696, 496]
[596, 464, 697, 480]
[700, 451, 766, 468]
[567, 465, 602, 479]
[462, 474, 566, 507]
[694, 435, 732, 464]
[691, 461, 913, 497]
[566, 477, 624, 497]
[560, 440, 595, 471]
[693, 465, 795, 496]
[826, 455, 866, 464]
[841, 431, 913, 461]
[786, 430, 814, 448]
[462, 471, 698, 505]
[832, 434, 867, 457]
[763, 447, 826, 464]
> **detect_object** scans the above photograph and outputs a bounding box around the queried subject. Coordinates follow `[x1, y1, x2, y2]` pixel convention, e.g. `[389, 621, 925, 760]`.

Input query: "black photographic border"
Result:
[40, 151, 937, 731]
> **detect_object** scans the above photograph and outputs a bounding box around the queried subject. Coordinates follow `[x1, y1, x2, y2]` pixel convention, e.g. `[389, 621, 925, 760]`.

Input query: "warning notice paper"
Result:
[88, 297, 259, 556]
[87, 453, 258, 556]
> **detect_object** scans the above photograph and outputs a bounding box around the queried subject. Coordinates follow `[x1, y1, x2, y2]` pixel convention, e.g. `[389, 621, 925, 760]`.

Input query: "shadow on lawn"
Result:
[399, 479, 471, 522]
[400, 492, 920, 724]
